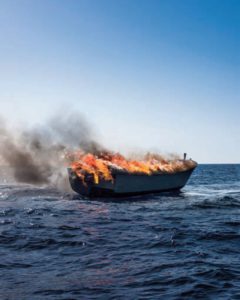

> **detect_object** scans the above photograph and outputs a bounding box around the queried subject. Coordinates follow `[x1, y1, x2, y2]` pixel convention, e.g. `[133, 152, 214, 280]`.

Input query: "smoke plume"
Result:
[0, 112, 104, 189]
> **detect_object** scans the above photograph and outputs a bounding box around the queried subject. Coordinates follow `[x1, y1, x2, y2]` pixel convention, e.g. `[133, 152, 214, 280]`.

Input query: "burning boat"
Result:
[68, 152, 197, 197]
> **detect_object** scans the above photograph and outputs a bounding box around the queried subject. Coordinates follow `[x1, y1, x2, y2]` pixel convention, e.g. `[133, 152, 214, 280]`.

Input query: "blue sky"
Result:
[0, 0, 239, 162]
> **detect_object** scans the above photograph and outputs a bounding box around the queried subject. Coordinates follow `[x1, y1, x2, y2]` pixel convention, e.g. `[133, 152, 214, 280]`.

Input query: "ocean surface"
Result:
[1, 164, 240, 299]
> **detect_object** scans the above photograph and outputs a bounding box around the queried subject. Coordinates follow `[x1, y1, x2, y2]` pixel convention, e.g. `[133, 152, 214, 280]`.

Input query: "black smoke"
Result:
[0, 112, 104, 187]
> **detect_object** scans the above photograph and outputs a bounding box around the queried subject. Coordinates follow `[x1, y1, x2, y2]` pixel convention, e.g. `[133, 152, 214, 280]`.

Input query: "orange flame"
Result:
[69, 151, 197, 185]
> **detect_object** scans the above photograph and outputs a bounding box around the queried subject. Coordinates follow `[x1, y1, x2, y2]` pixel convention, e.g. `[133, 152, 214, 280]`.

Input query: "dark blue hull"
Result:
[68, 167, 196, 197]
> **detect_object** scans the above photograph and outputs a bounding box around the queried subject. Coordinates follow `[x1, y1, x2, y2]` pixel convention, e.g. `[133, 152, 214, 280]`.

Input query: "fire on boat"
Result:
[67, 152, 197, 197]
